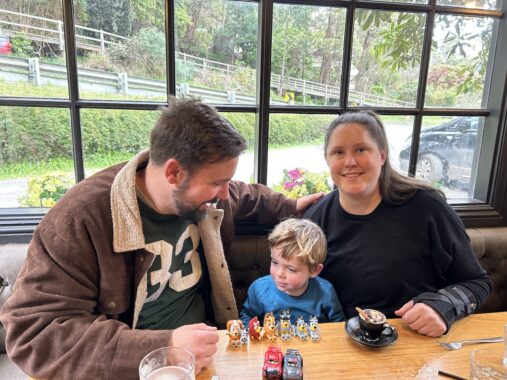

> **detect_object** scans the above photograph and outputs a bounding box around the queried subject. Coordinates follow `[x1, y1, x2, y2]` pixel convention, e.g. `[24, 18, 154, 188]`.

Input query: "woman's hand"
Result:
[395, 300, 447, 337]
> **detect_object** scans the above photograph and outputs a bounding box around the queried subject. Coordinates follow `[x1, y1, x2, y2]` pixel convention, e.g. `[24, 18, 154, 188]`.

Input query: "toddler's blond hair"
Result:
[268, 218, 326, 272]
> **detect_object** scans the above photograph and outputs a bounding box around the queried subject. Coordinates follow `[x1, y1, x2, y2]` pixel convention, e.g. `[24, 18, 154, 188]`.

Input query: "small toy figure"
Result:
[226, 319, 244, 347]
[240, 326, 249, 345]
[294, 316, 308, 341]
[264, 312, 277, 342]
[308, 315, 320, 342]
[263, 346, 283, 380]
[277, 310, 294, 341]
[282, 348, 303, 380]
[249, 316, 265, 341]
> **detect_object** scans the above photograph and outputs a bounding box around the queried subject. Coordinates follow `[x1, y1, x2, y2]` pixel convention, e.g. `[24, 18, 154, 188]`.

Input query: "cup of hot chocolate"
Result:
[358, 308, 392, 340]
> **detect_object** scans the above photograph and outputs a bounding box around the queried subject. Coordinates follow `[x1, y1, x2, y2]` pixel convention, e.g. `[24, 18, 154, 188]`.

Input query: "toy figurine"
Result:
[294, 316, 308, 341]
[264, 312, 277, 342]
[226, 319, 244, 347]
[277, 310, 294, 341]
[249, 316, 265, 341]
[240, 326, 249, 345]
[308, 315, 320, 342]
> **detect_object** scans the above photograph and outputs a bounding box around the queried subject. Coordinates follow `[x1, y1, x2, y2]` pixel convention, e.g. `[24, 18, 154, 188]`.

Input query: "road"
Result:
[0, 123, 467, 208]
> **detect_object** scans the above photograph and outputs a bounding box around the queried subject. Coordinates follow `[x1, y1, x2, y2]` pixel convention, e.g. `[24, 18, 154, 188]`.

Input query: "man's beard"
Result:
[173, 182, 218, 223]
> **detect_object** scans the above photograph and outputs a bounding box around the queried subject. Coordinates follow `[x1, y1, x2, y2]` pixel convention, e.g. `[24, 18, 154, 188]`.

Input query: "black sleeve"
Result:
[412, 193, 491, 332]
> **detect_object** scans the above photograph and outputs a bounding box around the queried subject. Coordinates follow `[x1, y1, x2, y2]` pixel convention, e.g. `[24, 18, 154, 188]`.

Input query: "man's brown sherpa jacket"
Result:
[0, 150, 296, 380]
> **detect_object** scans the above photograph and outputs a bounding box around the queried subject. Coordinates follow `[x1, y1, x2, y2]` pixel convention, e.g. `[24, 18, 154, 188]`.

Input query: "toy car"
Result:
[263, 346, 283, 379]
[283, 348, 303, 380]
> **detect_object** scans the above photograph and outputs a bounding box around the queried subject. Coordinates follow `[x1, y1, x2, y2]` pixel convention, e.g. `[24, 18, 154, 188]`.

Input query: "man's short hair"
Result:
[268, 218, 327, 272]
[150, 96, 247, 172]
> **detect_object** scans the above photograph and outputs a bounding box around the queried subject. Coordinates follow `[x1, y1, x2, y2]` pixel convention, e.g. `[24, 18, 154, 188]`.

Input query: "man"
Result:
[0, 97, 321, 379]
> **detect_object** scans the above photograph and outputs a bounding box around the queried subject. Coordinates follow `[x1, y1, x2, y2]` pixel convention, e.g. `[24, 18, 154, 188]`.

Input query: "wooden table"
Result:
[198, 312, 506, 379]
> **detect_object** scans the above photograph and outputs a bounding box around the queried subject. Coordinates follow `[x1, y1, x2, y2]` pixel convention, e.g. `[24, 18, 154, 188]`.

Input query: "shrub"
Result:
[272, 168, 332, 199]
[18, 172, 73, 207]
[11, 33, 35, 57]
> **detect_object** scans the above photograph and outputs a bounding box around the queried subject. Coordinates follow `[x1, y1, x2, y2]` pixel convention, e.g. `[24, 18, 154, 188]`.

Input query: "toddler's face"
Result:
[270, 246, 318, 297]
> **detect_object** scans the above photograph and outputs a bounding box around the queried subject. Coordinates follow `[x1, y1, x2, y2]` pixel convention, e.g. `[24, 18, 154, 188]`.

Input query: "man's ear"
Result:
[163, 158, 184, 185]
[310, 263, 324, 278]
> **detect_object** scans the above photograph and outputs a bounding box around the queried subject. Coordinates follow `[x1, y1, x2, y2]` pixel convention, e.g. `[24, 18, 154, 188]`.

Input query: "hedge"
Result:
[0, 81, 331, 165]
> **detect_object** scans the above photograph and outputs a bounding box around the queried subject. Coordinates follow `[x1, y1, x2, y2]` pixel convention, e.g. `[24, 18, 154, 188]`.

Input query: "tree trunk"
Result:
[319, 10, 338, 85]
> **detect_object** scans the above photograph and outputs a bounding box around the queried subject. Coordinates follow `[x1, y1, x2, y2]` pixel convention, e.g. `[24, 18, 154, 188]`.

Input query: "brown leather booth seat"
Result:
[467, 227, 507, 313]
[228, 227, 507, 314]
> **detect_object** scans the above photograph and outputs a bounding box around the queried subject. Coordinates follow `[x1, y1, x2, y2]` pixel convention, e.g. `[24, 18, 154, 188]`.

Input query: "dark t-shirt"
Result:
[136, 197, 213, 330]
[303, 189, 490, 321]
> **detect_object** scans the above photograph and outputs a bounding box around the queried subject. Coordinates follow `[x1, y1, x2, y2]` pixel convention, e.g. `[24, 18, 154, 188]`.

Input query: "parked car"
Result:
[263, 346, 283, 380]
[399, 116, 478, 187]
[283, 349, 303, 380]
[0, 35, 12, 55]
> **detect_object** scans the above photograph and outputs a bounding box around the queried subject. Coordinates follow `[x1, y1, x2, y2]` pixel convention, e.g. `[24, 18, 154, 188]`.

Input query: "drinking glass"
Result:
[504, 323, 507, 366]
[470, 346, 507, 380]
[139, 346, 195, 380]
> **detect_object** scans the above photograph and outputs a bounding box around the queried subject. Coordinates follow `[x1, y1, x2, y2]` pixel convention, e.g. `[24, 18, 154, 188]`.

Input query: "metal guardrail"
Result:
[0, 8, 414, 107]
[0, 55, 290, 104]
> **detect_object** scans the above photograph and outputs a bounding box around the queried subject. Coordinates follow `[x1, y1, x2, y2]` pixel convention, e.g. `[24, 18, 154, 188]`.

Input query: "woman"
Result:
[304, 111, 491, 337]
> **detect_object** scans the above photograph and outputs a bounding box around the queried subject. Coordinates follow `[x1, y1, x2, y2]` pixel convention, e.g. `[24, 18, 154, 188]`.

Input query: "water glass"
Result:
[470, 347, 507, 380]
[504, 324, 507, 367]
[139, 346, 196, 380]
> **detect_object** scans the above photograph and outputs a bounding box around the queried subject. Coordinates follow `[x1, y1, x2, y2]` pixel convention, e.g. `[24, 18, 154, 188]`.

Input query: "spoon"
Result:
[355, 306, 370, 321]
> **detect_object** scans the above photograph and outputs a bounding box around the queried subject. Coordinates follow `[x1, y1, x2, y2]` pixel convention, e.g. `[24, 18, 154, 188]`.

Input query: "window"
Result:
[1, 0, 506, 240]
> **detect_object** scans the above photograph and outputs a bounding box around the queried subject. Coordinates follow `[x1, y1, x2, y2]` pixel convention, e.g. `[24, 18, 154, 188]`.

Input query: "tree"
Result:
[85, 0, 134, 37]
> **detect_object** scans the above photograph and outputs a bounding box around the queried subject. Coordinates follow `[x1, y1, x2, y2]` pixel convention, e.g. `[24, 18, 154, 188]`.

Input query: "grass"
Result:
[0, 151, 135, 180]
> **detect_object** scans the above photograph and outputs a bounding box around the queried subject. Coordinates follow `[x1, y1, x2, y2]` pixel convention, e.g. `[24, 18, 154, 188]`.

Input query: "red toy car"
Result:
[263, 346, 283, 379]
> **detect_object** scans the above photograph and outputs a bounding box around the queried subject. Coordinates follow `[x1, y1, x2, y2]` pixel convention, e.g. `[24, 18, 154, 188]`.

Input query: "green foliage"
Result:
[18, 172, 73, 208]
[85, 0, 133, 36]
[269, 114, 328, 146]
[110, 28, 166, 78]
[10, 33, 35, 57]
[273, 168, 332, 199]
[0, 82, 154, 167]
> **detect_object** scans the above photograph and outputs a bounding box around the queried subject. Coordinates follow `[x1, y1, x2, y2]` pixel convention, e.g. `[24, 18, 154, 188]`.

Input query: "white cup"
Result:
[139, 346, 196, 380]
[470, 346, 507, 380]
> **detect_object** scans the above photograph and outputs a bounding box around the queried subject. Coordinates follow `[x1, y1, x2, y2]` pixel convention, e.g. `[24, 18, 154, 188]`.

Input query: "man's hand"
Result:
[395, 300, 447, 337]
[170, 323, 219, 374]
[295, 192, 325, 216]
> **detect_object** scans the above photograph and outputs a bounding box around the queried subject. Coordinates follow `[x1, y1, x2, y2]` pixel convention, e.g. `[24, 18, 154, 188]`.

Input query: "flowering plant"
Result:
[273, 168, 332, 199]
[18, 172, 72, 208]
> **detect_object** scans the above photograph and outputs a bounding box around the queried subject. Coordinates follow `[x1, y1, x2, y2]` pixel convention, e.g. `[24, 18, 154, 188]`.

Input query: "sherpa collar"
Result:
[111, 150, 149, 253]
[110, 150, 219, 253]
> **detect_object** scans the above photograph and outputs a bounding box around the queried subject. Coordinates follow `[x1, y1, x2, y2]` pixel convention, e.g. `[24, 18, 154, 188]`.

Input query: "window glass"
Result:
[413, 116, 484, 200]
[73, 0, 167, 101]
[363, 0, 428, 3]
[271, 5, 346, 107]
[0, 1, 69, 98]
[267, 114, 335, 196]
[351, 10, 425, 108]
[81, 109, 156, 175]
[221, 112, 255, 183]
[0, 106, 73, 208]
[426, 15, 494, 108]
[174, 0, 258, 105]
[437, 0, 502, 10]
[383, 115, 415, 175]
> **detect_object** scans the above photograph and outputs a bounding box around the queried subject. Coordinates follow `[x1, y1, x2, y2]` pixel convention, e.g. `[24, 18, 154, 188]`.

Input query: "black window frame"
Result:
[0, 0, 506, 243]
